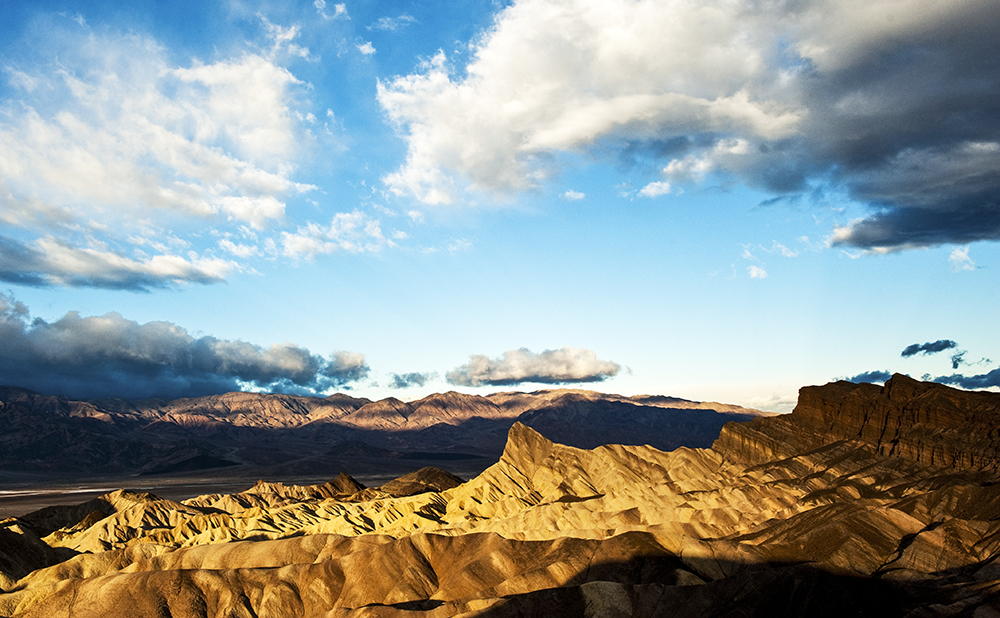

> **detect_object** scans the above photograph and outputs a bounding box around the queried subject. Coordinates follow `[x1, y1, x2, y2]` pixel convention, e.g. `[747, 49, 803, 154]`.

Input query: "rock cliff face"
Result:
[715, 374, 1000, 472]
[2, 376, 1000, 616]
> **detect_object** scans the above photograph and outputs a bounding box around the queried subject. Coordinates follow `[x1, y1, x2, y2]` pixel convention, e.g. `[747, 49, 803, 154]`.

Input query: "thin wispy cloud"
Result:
[770, 241, 798, 258]
[259, 15, 314, 60]
[281, 211, 389, 260]
[314, 0, 348, 20]
[368, 15, 417, 32]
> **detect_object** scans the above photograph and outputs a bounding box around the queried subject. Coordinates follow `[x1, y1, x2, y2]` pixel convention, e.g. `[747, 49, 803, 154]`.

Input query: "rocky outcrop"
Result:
[379, 467, 464, 497]
[0, 520, 73, 590]
[340, 397, 415, 429]
[714, 374, 1000, 473]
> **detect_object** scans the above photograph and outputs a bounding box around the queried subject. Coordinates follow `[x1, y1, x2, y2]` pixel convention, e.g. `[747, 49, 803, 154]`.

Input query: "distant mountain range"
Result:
[3, 374, 1000, 616]
[0, 386, 767, 481]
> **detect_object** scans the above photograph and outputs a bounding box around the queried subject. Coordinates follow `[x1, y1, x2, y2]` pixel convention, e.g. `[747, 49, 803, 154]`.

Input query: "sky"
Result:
[0, 0, 998, 412]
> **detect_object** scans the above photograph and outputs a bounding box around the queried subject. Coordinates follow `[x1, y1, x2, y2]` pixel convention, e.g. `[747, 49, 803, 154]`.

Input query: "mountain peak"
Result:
[500, 422, 555, 473]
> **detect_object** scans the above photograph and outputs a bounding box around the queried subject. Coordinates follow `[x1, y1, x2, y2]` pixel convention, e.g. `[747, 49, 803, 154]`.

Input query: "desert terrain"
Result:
[2, 375, 1000, 616]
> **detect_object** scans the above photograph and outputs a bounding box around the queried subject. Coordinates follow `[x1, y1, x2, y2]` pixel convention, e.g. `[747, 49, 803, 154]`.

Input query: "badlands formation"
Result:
[2, 374, 1000, 616]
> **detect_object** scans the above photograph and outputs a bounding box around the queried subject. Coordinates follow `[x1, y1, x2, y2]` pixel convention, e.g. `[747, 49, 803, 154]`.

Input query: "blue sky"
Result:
[1, 0, 998, 411]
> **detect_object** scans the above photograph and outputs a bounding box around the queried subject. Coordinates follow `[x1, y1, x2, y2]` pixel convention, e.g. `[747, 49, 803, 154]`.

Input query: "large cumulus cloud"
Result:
[0, 294, 368, 399]
[379, 0, 1000, 251]
[446, 346, 621, 387]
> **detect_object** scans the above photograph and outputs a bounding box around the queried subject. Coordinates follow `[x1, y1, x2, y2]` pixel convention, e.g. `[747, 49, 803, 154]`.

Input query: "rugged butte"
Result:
[2, 374, 1000, 616]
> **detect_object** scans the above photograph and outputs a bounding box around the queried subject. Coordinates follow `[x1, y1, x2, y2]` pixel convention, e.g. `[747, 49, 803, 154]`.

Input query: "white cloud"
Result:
[5, 68, 38, 92]
[662, 139, 749, 183]
[949, 247, 976, 272]
[748, 265, 768, 279]
[0, 235, 235, 290]
[281, 211, 388, 259]
[378, 0, 801, 204]
[446, 346, 621, 386]
[0, 22, 317, 287]
[742, 392, 798, 415]
[218, 239, 260, 258]
[315, 1, 348, 20]
[357, 41, 376, 55]
[259, 15, 314, 60]
[368, 15, 417, 32]
[448, 238, 472, 252]
[376, 0, 1000, 252]
[639, 181, 672, 198]
[770, 240, 799, 258]
[562, 190, 585, 201]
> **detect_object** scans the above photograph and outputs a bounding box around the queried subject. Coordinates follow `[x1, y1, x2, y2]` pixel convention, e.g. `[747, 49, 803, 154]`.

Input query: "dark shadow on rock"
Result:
[0, 391, 751, 483]
[466, 563, 927, 618]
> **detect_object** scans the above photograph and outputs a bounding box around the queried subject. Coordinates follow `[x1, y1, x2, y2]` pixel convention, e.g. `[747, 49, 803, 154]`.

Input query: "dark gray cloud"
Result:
[901, 340, 958, 358]
[0, 235, 231, 292]
[0, 294, 368, 399]
[845, 370, 893, 384]
[933, 369, 1000, 390]
[322, 352, 372, 387]
[388, 372, 436, 389]
[800, 3, 1000, 250]
[446, 346, 621, 387]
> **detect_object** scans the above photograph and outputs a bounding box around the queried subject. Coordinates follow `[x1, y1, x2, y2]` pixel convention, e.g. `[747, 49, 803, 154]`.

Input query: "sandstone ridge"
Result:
[2, 376, 1000, 616]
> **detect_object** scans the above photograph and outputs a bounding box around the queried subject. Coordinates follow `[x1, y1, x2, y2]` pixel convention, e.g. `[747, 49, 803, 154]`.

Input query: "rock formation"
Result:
[2, 375, 999, 616]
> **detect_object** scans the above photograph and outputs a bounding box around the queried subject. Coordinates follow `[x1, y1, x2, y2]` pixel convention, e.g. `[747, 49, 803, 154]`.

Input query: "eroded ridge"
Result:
[3, 375, 1000, 616]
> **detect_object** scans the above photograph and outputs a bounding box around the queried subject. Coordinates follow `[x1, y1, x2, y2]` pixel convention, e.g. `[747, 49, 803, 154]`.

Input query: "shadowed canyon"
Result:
[3, 375, 1000, 616]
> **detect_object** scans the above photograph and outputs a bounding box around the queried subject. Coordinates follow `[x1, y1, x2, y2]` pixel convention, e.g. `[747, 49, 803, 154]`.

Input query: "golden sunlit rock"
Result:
[2, 375, 1000, 616]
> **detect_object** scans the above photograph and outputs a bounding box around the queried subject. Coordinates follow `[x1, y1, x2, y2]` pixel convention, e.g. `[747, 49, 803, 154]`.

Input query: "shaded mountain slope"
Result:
[0, 387, 763, 481]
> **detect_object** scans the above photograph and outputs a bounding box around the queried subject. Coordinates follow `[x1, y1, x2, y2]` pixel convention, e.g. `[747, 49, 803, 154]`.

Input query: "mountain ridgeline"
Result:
[4, 375, 1000, 616]
[0, 386, 766, 480]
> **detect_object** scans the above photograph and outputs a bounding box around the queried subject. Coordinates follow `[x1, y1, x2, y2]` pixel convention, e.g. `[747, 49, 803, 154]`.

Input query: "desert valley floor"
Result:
[3, 375, 1000, 616]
